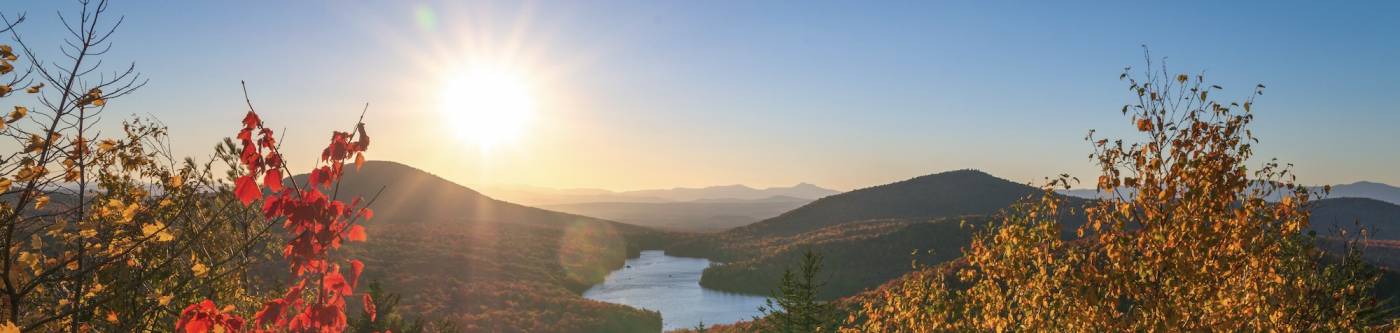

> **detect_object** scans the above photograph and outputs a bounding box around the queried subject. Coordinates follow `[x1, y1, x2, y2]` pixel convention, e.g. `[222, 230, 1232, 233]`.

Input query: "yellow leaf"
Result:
[121, 203, 139, 222]
[169, 174, 183, 188]
[159, 198, 173, 208]
[158, 295, 172, 306]
[0, 320, 19, 333]
[23, 134, 42, 153]
[0, 177, 10, 192]
[25, 82, 42, 94]
[98, 139, 117, 152]
[33, 196, 49, 210]
[30, 234, 41, 249]
[142, 222, 173, 242]
[9, 106, 26, 122]
[191, 261, 208, 277]
[16, 252, 37, 268]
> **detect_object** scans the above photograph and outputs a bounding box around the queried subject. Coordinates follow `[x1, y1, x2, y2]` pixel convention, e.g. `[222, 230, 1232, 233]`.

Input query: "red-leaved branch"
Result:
[176, 105, 375, 333]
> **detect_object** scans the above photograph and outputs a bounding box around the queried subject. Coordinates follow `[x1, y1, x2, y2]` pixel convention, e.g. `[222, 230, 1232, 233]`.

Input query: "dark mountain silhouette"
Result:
[541, 196, 812, 233]
[1309, 197, 1400, 240]
[730, 169, 1056, 238]
[296, 161, 668, 332]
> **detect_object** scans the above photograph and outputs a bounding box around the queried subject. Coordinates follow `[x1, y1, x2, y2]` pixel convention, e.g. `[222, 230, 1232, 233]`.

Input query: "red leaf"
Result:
[346, 225, 366, 242]
[349, 259, 364, 288]
[354, 152, 365, 171]
[363, 293, 377, 321]
[237, 128, 253, 142]
[242, 111, 261, 129]
[361, 208, 374, 221]
[262, 194, 283, 219]
[264, 169, 283, 193]
[323, 270, 352, 295]
[254, 299, 288, 328]
[234, 175, 261, 206]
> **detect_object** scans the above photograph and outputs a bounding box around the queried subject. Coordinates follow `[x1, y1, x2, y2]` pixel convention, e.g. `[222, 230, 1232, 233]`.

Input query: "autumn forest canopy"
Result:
[1, 1, 1399, 332]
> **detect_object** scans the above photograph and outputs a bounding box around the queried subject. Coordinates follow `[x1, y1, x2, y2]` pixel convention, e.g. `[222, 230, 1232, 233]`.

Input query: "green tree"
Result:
[758, 249, 835, 333]
[349, 280, 427, 333]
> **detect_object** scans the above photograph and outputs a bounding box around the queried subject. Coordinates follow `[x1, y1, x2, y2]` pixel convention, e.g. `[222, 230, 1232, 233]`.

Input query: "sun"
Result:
[440, 66, 536, 151]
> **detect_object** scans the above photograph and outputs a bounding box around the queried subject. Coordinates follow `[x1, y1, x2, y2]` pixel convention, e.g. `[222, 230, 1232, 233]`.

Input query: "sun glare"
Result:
[440, 66, 536, 151]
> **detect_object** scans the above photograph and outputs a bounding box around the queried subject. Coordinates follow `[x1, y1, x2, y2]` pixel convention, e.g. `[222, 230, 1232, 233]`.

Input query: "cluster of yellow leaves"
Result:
[0, 19, 278, 330]
[847, 64, 1384, 331]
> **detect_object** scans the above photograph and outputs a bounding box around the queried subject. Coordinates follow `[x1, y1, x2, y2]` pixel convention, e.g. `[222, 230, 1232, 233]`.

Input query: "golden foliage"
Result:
[0, 6, 282, 329]
[845, 56, 1386, 331]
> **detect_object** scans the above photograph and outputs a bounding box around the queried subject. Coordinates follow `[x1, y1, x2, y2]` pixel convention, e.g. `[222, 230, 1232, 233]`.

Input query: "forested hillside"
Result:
[322, 161, 674, 332]
[666, 170, 1087, 299]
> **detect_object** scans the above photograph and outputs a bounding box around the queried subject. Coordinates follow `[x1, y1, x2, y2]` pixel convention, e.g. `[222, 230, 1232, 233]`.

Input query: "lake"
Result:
[583, 250, 771, 331]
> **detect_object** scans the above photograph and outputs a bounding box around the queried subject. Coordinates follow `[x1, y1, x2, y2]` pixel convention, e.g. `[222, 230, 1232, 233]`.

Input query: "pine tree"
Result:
[349, 280, 428, 333]
[758, 249, 835, 333]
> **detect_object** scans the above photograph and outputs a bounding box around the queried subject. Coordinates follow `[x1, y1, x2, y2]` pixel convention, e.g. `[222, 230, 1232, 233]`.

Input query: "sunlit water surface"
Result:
[583, 250, 770, 331]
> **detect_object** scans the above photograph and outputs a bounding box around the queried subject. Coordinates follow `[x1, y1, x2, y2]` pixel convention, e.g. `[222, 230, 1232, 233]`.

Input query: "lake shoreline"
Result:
[584, 250, 770, 331]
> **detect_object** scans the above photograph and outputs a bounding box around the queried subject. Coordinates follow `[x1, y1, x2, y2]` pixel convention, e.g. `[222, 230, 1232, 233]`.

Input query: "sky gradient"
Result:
[5, 1, 1397, 191]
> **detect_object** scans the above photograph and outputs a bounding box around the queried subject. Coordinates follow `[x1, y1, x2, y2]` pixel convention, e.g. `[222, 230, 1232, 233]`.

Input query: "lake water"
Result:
[583, 250, 770, 331]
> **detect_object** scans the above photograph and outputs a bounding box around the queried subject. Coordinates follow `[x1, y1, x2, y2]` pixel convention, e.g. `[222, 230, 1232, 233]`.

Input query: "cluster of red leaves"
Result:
[175, 300, 246, 332]
[177, 110, 375, 333]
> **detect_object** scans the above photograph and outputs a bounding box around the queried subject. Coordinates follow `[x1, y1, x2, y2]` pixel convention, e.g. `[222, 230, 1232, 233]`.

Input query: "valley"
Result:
[326, 161, 1400, 332]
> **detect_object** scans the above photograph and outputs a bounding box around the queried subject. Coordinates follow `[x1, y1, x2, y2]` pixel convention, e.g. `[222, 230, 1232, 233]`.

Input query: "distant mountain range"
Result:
[483, 183, 840, 206]
[1060, 180, 1400, 205]
[542, 196, 811, 233]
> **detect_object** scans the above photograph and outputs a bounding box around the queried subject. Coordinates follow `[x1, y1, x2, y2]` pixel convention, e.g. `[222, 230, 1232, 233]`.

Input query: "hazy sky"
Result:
[5, 1, 1397, 191]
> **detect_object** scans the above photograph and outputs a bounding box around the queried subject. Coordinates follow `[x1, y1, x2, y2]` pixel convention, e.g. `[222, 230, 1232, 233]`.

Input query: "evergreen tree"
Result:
[349, 280, 428, 333]
[758, 249, 836, 333]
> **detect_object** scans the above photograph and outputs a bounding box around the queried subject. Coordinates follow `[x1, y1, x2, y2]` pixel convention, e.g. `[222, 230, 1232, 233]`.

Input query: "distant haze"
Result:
[1059, 181, 1400, 206]
[484, 183, 840, 206]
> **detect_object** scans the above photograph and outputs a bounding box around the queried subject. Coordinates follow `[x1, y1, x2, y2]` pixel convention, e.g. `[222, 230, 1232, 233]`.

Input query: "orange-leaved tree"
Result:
[845, 52, 1388, 331]
[175, 85, 376, 332]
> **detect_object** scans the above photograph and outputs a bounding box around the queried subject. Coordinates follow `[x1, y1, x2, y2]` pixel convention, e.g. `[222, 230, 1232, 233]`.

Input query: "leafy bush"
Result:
[846, 54, 1391, 331]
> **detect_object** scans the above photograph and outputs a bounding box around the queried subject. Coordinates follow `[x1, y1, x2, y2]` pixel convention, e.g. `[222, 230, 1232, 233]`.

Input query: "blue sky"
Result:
[4, 1, 1397, 190]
